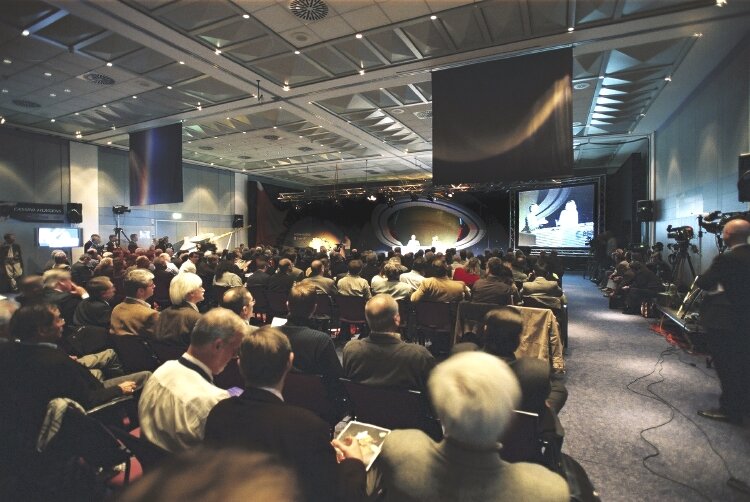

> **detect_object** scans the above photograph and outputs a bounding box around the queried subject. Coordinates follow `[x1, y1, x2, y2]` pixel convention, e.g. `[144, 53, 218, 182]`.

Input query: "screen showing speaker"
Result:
[517, 183, 596, 248]
[36, 227, 83, 248]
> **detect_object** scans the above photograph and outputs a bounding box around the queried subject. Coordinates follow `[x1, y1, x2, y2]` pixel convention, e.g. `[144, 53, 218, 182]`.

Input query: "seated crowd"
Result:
[0, 237, 576, 501]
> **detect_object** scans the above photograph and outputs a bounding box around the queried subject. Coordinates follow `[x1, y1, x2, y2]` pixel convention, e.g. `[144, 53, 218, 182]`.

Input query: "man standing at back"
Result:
[343, 294, 434, 390]
[138, 307, 246, 452]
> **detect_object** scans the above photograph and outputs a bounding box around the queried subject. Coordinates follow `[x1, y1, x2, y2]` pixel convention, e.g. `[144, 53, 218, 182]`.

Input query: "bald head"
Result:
[365, 294, 399, 333]
[723, 219, 750, 247]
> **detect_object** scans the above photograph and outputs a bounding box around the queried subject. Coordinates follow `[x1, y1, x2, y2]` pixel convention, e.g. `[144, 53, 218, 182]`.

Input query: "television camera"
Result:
[698, 210, 750, 252]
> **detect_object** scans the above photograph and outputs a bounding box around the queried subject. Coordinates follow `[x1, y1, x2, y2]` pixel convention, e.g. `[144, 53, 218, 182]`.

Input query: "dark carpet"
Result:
[559, 273, 750, 501]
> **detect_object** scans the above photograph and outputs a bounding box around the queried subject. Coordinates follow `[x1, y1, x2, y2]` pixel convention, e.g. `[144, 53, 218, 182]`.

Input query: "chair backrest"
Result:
[246, 285, 269, 313]
[264, 290, 289, 317]
[108, 427, 169, 474]
[109, 334, 160, 373]
[314, 293, 334, 317]
[500, 410, 544, 464]
[283, 372, 342, 426]
[522, 295, 562, 313]
[213, 357, 244, 390]
[334, 295, 367, 323]
[211, 285, 232, 306]
[414, 301, 453, 330]
[67, 325, 110, 356]
[148, 339, 185, 363]
[341, 378, 441, 439]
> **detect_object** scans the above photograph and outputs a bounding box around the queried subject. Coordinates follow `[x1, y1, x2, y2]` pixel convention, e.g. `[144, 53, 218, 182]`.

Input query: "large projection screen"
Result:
[517, 184, 596, 248]
[432, 49, 573, 185]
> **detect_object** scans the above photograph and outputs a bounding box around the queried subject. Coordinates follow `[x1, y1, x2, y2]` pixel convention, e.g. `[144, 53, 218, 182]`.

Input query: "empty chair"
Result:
[283, 372, 344, 428]
[341, 378, 442, 441]
[311, 293, 335, 332]
[109, 334, 160, 373]
[335, 295, 368, 338]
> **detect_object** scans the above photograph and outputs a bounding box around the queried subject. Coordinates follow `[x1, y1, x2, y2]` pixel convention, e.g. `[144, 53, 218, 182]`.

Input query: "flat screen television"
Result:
[516, 183, 596, 248]
[36, 227, 83, 248]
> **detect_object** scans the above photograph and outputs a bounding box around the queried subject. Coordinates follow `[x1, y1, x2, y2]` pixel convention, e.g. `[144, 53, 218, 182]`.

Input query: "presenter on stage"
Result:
[405, 234, 421, 253]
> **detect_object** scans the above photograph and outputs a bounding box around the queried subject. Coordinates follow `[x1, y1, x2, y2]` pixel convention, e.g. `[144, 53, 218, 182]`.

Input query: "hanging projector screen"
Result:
[129, 123, 183, 206]
[432, 49, 573, 185]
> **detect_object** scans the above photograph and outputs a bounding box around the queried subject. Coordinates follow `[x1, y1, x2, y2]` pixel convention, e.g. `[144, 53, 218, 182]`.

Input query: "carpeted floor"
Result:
[559, 273, 750, 501]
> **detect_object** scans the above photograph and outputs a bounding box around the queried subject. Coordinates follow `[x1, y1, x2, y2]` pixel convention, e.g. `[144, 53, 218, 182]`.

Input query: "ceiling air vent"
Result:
[298, 146, 314, 152]
[79, 73, 116, 85]
[12, 99, 41, 108]
[263, 134, 280, 141]
[198, 146, 214, 150]
[414, 110, 432, 120]
[289, 0, 329, 21]
[237, 155, 252, 159]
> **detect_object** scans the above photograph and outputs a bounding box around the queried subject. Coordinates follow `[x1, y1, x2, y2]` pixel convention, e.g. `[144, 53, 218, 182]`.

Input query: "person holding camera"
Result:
[696, 219, 750, 425]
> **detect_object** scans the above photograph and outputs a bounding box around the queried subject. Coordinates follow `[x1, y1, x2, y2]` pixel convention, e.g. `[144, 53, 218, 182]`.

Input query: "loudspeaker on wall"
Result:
[636, 200, 654, 222]
[66, 202, 83, 223]
[232, 214, 244, 228]
[739, 153, 750, 202]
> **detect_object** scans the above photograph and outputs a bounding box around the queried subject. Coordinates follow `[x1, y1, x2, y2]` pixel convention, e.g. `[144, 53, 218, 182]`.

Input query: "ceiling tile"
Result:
[252, 3, 305, 33]
[341, 4, 390, 32]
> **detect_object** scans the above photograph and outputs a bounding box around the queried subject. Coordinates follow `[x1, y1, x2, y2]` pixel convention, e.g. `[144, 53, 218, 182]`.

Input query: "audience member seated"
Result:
[15, 275, 45, 307]
[179, 251, 201, 274]
[117, 449, 301, 502]
[73, 276, 114, 328]
[471, 257, 518, 304]
[267, 258, 299, 293]
[204, 326, 366, 502]
[154, 272, 204, 345]
[511, 255, 530, 283]
[220, 286, 258, 331]
[522, 268, 566, 309]
[371, 261, 413, 301]
[452, 257, 481, 288]
[360, 252, 380, 284]
[40, 269, 89, 334]
[213, 260, 243, 288]
[110, 269, 159, 337]
[278, 283, 343, 386]
[244, 257, 272, 289]
[152, 257, 175, 308]
[0, 299, 17, 341]
[343, 294, 434, 390]
[410, 258, 469, 303]
[0, 304, 148, 471]
[369, 351, 568, 502]
[399, 256, 425, 291]
[70, 253, 93, 287]
[139, 307, 246, 452]
[302, 260, 337, 297]
[336, 259, 372, 299]
[622, 261, 662, 314]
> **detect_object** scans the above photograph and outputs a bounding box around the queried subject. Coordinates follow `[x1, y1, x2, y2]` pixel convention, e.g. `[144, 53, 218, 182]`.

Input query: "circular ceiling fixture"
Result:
[573, 82, 590, 90]
[298, 146, 314, 152]
[237, 155, 252, 159]
[263, 134, 280, 141]
[198, 146, 214, 150]
[81, 73, 116, 85]
[391, 108, 404, 114]
[289, 0, 329, 21]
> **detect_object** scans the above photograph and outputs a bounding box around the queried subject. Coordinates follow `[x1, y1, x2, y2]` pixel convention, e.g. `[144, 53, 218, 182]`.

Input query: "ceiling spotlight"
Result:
[75, 133, 82, 139]
[664, 76, 672, 82]
[64, 88, 71, 93]
[50, 118, 55, 122]
[2, 59, 11, 64]
[386, 197, 395, 208]
[132, 95, 137, 99]
[107, 141, 112, 145]
[106, 62, 113, 67]
[102, 104, 107, 108]
[598, 75, 605, 80]
[242, 14, 250, 19]
[359, 69, 365, 75]
[0, 117, 5, 125]
[215, 49, 222, 55]
[567, 27, 574, 32]
[716, 0, 727, 6]
[410, 193, 419, 202]
[178, 61, 185, 65]
[693, 32, 704, 37]
[355, 33, 363, 39]
[447, 191, 454, 198]
[367, 194, 377, 202]
[44, 72, 52, 77]
[49, 93, 56, 97]
[197, 105, 202, 110]
[167, 85, 172, 89]
[294, 50, 300, 55]
[21, 30, 30, 36]
[283, 85, 290, 91]
[430, 15, 437, 20]
[1, 89, 7, 93]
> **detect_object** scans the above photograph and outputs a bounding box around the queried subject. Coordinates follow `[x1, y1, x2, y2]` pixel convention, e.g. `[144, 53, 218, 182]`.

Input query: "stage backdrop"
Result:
[249, 184, 510, 254]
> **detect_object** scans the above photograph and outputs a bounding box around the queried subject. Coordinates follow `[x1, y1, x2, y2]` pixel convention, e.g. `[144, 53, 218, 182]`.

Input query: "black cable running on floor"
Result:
[626, 346, 750, 499]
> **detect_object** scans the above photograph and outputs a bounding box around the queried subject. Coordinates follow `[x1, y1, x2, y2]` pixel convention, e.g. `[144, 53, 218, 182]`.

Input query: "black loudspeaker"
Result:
[739, 153, 750, 202]
[636, 200, 654, 222]
[66, 202, 83, 223]
[232, 214, 244, 228]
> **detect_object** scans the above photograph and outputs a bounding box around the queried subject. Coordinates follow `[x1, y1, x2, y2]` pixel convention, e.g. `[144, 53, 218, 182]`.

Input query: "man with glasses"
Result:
[220, 286, 258, 332]
[110, 269, 159, 338]
[138, 307, 247, 452]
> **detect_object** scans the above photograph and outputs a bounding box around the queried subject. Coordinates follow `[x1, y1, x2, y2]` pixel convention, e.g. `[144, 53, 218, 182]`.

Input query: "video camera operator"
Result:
[695, 219, 750, 425]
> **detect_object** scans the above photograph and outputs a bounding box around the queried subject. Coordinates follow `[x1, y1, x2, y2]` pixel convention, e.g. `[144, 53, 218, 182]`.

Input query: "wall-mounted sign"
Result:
[0, 201, 65, 223]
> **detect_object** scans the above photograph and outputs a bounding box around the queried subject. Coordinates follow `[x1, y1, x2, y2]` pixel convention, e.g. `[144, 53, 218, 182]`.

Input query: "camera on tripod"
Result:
[699, 210, 750, 235]
[112, 205, 131, 215]
[666, 225, 694, 242]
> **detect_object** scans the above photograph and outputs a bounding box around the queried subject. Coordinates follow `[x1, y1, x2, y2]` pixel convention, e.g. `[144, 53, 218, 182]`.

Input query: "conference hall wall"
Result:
[654, 36, 749, 276]
[249, 181, 510, 254]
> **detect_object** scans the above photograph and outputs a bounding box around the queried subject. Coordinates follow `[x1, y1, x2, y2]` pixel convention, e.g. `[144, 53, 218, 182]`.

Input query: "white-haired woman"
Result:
[153, 272, 204, 345]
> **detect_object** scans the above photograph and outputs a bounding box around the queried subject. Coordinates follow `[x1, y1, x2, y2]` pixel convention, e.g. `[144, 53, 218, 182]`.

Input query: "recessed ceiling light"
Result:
[107, 141, 112, 145]
[75, 112, 79, 115]
[1, 89, 7, 93]
[242, 14, 250, 19]
[2, 59, 11, 64]
[716, 0, 727, 6]
[299, 135, 303, 138]
[75, 133, 82, 139]
[49, 93, 56, 97]
[106, 62, 112, 67]
[167, 85, 172, 89]
[294, 50, 300, 55]
[639, 113, 646, 117]
[179, 61, 185, 65]
[132, 95, 137, 99]
[64, 88, 71, 93]
[359, 69, 365, 75]
[573, 82, 589, 90]
[273, 126, 277, 129]
[102, 104, 107, 108]
[50, 118, 55, 122]
[430, 15, 437, 20]
[355, 33, 363, 39]
[215, 49, 222, 55]
[43, 72, 52, 77]
[242, 131, 246, 134]
[283, 85, 290, 91]
[598, 75, 605, 80]
[210, 163, 214, 165]
[567, 27, 574, 32]
[693, 32, 703, 37]
[572, 121, 582, 126]
[664, 76, 672, 82]
[21, 30, 30, 36]
[197, 105, 202, 110]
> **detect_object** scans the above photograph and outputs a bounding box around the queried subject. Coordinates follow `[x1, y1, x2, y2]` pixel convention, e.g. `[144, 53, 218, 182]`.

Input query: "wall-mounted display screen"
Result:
[36, 227, 83, 248]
